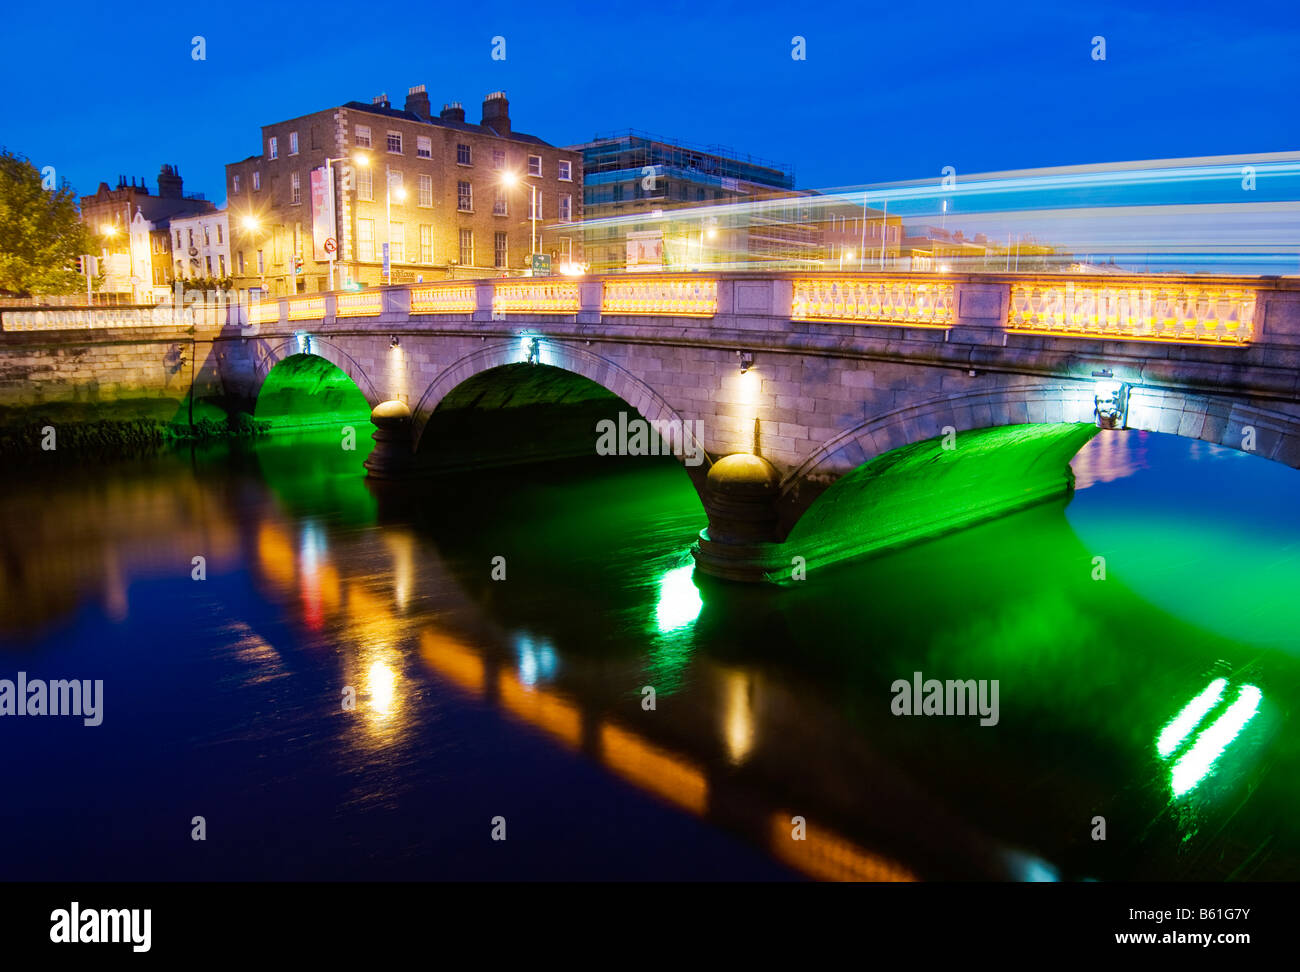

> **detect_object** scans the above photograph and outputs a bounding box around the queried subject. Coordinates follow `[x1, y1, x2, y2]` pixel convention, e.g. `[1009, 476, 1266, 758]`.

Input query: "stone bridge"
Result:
[3, 270, 1299, 581]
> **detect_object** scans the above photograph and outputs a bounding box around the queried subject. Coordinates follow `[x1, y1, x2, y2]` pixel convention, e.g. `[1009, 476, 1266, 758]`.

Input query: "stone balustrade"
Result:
[6, 271, 1300, 349]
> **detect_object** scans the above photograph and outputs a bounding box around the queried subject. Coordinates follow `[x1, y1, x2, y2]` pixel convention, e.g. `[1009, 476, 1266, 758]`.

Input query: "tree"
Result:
[0, 147, 91, 296]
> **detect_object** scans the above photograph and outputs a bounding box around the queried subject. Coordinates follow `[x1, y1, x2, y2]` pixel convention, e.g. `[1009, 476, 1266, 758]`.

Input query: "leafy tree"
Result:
[0, 147, 91, 295]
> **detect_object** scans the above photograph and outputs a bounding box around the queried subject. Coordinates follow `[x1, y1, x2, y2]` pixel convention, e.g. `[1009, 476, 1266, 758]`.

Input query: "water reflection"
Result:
[1, 428, 1298, 881]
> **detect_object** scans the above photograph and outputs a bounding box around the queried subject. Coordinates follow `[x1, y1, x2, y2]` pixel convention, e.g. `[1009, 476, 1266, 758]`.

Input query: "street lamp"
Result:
[323, 152, 367, 290]
[384, 169, 406, 285]
[241, 215, 267, 293]
[500, 170, 537, 270]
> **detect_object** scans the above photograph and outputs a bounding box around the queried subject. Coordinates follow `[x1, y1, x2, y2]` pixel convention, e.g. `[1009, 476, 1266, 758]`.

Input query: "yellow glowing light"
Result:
[241, 215, 260, 232]
[100, 223, 118, 237]
[706, 228, 717, 240]
[393, 186, 407, 202]
[353, 153, 371, 168]
[500, 170, 520, 188]
[367, 661, 397, 716]
[722, 669, 756, 766]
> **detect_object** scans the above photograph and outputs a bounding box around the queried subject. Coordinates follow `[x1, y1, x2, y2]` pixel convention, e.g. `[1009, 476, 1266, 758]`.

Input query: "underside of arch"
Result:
[254, 352, 373, 431]
[779, 423, 1099, 578]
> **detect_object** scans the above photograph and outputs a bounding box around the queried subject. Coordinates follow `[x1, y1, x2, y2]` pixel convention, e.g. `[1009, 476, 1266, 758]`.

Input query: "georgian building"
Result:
[225, 88, 583, 297]
[169, 210, 232, 283]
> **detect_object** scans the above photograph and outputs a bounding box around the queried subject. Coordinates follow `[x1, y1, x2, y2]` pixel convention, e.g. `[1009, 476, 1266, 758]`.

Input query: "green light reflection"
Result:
[1169, 684, 1262, 798]
[1156, 678, 1227, 758]
[655, 564, 702, 633]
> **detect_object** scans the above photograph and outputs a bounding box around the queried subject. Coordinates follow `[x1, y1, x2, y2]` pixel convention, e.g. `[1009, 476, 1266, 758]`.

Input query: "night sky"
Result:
[3, 0, 1298, 205]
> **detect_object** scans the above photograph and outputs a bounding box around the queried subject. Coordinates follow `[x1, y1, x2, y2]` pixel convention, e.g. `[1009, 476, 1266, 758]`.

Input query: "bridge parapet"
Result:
[8, 271, 1300, 351]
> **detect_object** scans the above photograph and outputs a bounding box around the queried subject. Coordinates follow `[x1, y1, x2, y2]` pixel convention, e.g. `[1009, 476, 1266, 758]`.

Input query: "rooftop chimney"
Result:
[372, 92, 390, 109]
[405, 84, 431, 121]
[440, 101, 465, 123]
[158, 163, 182, 199]
[481, 91, 510, 136]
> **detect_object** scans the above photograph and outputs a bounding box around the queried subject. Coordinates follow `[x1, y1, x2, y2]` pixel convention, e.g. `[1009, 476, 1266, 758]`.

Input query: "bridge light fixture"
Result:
[737, 350, 755, 374]
[527, 336, 541, 365]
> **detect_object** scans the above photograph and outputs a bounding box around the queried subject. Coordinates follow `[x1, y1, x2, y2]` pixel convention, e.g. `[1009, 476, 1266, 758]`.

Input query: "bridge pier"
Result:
[692, 453, 790, 583]
[363, 400, 415, 480]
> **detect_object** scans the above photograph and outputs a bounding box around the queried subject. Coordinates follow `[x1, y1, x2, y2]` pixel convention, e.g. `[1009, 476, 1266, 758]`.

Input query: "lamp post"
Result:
[500, 170, 537, 271]
[323, 153, 365, 291]
[383, 166, 406, 285]
[241, 215, 266, 294]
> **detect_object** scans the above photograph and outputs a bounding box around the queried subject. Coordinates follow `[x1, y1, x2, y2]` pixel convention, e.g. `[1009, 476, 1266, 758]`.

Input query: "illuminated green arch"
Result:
[254, 352, 373, 431]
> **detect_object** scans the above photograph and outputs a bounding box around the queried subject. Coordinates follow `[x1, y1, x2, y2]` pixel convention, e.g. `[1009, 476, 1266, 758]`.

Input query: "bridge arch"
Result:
[250, 336, 382, 409]
[410, 338, 711, 490]
[784, 381, 1300, 524]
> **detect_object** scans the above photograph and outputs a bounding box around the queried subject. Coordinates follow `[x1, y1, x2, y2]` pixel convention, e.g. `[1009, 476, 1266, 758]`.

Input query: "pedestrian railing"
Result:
[791, 277, 955, 327]
[1007, 282, 1256, 343]
[602, 278, 718, 317]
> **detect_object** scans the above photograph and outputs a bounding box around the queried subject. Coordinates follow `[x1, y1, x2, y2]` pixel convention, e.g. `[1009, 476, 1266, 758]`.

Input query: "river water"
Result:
[0, 426, 1297, 881]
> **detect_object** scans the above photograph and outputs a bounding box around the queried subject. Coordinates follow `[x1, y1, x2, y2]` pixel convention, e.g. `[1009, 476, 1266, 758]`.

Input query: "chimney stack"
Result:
[481, 91, 510, 136]
[158, 164, 182, 199]
[440, 102, 465, 123]
[372, 93, 390, 109]
[405, 84, 431, 120]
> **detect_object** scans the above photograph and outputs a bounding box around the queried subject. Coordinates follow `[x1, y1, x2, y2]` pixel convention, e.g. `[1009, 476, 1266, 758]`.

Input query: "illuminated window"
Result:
[558, 160, 571, 181]
[388, 223, 404, 262]
[357, 218, 374, 262]
[354, 125, 372, 148]
[256, 249, 264, 273]
[527, 154, 541, 177]
[238, 251, 245, 274]
[558, 193, 571, 222]
[418, 174, 432, 207]
[386, 131, 402, 154]
[493, 188, 507, 216]
[420, 225, 433, 263]
[417, 136, 431, 159]
[457, 144, 471, 166]
[218, 254, 226, 276]
[357, 167, 373, 200]
[494, 231, 507, 268]
[216, 223, 222, 244]
[458, 180, 472, 212]
[459, 228, 473, 266]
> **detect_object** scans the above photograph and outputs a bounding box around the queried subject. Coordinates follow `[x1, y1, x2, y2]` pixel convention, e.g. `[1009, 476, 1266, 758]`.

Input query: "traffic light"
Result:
[294, 255, 304, 275]
[74, 256, 83, 274]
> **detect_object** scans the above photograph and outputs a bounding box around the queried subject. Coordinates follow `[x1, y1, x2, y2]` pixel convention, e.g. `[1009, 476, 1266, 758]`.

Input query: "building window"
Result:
[558, 160, 572, 182]
[291, 171, 301, 205]
[493, 188, 507, 216]
[357, 166, 373, 201]
[355, 125, 372, 148]
[529, 191, 541, 220]
[203, 226, 210, 244]
[494, 231, 507, 268]
[457, 144, 472, 166]
[219, 254, 226, 276]
[256, 249, 264, 274]
[458, 180, 472, 212]
[386, 131, 402, 154]
[253, 171, 261, 191]
[558, 194, 572, 222]
[238, 251, 245, 274]
[232, 174, 241, 194]
[357, 218, 375, 262]
[268, 136, 278, 159]
[206, 256, 213, 275]
[417, 136, 432, 159]
[388, 223, 404, 263]
[459, 229, 473, 266]
[527, 154, 542, 177]
[289, 131, 299, 155]
[216, 223, 223, 244]
[492, 149, 505, 170]
[388, 169, 403, 200]
[175, 231, 182, 248]
[420, 225, 433, 263]
[418, 174, 433, 207]
[188, 229, 194, 247]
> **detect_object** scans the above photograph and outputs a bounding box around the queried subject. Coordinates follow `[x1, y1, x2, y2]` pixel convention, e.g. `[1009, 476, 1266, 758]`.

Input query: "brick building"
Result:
[225, 88, 582, 297]
[79, 166, 215, 301]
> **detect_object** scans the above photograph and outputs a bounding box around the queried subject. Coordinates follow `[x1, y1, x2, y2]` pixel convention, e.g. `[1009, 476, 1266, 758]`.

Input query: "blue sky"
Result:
[2, 0, 1298, 206]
